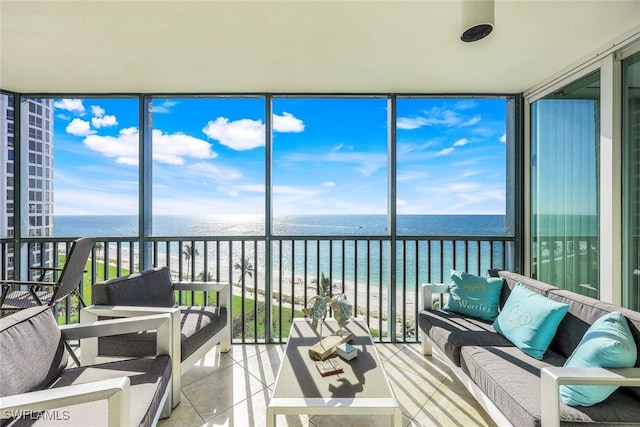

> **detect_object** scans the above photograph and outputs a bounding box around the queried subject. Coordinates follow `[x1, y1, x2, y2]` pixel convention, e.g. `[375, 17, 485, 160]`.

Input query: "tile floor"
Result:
[158, 343, 497, 427]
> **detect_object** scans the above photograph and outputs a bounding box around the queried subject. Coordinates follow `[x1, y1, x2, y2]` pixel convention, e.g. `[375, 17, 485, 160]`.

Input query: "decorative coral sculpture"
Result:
[302, 294, 332, 330]
[330, 294, 353, 330]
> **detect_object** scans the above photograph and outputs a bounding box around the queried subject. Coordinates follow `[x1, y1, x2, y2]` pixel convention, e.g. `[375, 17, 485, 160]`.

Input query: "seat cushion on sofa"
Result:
[93, 266, 175, 307]
[0, 306, 67, 398]
[460, 345, 640, 427]
[98, 305, 227, 361]
[4, 355, 171, 427]
[418, 309, 513, 366]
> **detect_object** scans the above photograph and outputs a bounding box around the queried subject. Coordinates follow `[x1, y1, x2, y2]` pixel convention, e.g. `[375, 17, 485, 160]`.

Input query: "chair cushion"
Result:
[93, 267, 175, 307]
[418, 308, 513, 366]
[460, 345, 640, 427]
[493, 283, 569, 360]
[98, 306, 227, 361]
[444, 270, 504, 322]
[4, 356, 171, 427]
[0, 306, 67, 397]
[560, 311, 638, 406]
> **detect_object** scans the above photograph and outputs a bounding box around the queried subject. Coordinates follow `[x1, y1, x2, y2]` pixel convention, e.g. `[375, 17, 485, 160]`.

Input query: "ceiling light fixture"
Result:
[460, 0, 494, 42]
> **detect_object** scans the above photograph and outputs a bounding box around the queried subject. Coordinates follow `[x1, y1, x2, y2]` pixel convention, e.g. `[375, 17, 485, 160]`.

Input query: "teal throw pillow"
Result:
[560, 311, 637, 406]
[492, 283, 569, 360]
[443, 270, 504, 322]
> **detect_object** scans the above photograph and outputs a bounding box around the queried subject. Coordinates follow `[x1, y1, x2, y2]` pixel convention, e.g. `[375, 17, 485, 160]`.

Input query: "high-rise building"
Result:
[1, 95, 54, 278]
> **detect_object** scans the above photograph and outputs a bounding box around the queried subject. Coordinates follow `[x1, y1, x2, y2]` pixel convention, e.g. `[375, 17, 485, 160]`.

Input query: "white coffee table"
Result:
[266, 317, 402, 426]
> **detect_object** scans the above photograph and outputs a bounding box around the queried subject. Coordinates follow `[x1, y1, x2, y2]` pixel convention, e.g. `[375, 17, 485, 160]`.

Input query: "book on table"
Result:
[315, 358, 344, 377]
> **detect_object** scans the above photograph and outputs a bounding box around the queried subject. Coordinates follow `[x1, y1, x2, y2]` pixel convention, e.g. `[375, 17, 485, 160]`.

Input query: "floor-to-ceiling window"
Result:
[530, 72, 600, 296]
[623, 51, 640, 310]
[50, 97, 140, 237]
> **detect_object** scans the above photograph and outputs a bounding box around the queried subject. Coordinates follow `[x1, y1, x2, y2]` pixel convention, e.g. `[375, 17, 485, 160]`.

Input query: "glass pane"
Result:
[271, 98, 388, 235]
[51, 97, 139, 237]
[530, 71, 600, 296]
[623, 51, 640, 310]
[396, 98, 508, 236]
[151, 97, 265, 236]
[1, 93, 14, 239]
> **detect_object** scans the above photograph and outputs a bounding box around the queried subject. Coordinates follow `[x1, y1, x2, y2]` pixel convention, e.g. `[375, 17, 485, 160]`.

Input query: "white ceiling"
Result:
[1, 0, 640, 95]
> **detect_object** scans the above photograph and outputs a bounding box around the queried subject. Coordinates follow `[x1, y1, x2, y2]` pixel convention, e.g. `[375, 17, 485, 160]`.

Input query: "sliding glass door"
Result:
[530, 72, 600, 296]
[623, 51, 640, 310]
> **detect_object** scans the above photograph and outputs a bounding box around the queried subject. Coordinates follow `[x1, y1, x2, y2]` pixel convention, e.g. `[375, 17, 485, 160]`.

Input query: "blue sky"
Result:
[52, 97, 506, 216]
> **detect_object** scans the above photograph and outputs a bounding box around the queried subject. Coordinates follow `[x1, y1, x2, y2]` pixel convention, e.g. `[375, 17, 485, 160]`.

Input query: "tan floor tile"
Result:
[204, 388, 310, 427]
[375, 343, 406, 362]
[183, 362, 269, 421]
[413, 387, 497, 427]
[309, 413, 408, 427]
[158, 392, 204, 427]
[182, 350, 236, 387]
[384, 361, 440, 419]
[226, 343, 270, 363]
[239, 344, 286, 387]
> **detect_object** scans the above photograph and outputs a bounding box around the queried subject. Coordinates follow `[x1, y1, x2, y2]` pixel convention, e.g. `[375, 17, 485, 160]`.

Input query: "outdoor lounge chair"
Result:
[80, 266, 231, 409]
[0, 237, 95, 367]
[0, 237, 95, 312]
[0, 305, 175, 426]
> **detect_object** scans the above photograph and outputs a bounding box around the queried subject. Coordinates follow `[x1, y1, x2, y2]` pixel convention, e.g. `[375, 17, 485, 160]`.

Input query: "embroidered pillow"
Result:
[443, 270, 504, 322]
[492, 283, 569, 359]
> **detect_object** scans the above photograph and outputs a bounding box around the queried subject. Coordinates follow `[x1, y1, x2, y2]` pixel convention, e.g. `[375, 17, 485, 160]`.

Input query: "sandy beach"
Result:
[96, 245, 417, 323]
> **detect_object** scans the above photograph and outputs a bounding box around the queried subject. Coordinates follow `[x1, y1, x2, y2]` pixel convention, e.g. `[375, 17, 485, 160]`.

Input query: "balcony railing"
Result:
[1, 234, 516, 343]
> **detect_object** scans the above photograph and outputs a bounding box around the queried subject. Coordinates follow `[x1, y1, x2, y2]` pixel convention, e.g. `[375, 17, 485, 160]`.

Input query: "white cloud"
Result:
[91, 105, 105, 117]
[273, 112, 304, 132]
[397, 199, 408, 207]
[83, 127, 216, 166]
[453, 138, 469, 147]
[397, 170, 429, 181]
[397, 117, 428, 130]
[461, 116, 481, 126]
[66, 118, 96, 136]
[500, 133, 507, 143]
[322, 181, 336, 188]
[54, 99, 85, 114]
[202, 117, 265, 151]
[202, 112, 305, 151]
[152, 100, 179, 114]
[435, 147, 455, 157]
[92, 115, 118, 128]
[398, 108, 482, 130]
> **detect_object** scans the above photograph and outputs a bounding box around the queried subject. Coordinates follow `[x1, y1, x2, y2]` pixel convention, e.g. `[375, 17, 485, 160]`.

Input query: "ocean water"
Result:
[53, 215, 511, 288]
[53, 214, 508, 238]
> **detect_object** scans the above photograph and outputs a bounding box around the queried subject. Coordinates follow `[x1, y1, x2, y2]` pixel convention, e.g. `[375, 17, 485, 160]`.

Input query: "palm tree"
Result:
[234, 257, 254, 285]
[95, 242, 104, 262]
[310, 272, 335, 297]
[182, 244, 199, 279]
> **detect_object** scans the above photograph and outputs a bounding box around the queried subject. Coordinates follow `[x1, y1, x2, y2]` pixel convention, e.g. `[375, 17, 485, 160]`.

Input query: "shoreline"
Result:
[92, 246, 418, 322]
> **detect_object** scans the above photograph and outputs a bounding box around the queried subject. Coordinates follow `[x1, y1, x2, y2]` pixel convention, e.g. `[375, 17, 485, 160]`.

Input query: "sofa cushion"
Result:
[493, 283, 569, 360]
[0, 306, 68, 398]
[460, 345, 640, 427]
[444, 270, 504, 322]
[560, 311, 637, 407]
[93, 267, 175, 307]
[4, 356, 171, 427]
[418, 309, 513, 366]
[98, 305, 227, 361]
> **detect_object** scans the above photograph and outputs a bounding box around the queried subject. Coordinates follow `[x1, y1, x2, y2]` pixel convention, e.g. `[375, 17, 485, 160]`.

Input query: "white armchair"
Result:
[0, 306, 175, 427]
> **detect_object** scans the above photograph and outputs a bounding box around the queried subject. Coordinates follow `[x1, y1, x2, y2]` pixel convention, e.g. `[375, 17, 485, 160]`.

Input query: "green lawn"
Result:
[57, 257, 378, 338]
